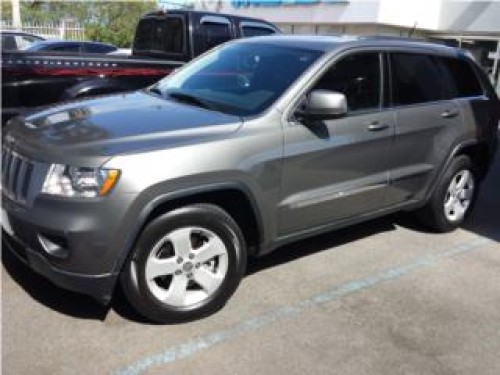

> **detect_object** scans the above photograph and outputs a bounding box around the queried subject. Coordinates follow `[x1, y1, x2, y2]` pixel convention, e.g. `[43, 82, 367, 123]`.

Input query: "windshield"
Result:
[154, 42, 323, 116]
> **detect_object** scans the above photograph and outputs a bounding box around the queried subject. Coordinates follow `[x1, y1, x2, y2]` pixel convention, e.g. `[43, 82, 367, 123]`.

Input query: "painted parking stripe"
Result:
[116, 236, 492, 375]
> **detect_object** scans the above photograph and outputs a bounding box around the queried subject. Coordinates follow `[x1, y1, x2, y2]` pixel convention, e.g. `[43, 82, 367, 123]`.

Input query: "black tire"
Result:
[417, 155, 478, 232]
[121, 204, 247, 323]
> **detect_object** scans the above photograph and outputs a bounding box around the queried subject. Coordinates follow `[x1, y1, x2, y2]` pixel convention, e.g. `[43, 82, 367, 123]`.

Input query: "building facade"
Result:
[188, 0, 500, 92]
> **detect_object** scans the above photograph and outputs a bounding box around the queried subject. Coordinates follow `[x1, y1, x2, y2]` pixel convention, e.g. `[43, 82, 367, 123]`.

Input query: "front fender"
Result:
[111, 180, 268, 275]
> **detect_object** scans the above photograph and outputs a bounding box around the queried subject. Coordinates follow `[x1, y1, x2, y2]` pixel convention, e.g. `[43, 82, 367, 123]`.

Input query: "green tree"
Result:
[1, 1, 157, 48]
[84, 1, 158, 47]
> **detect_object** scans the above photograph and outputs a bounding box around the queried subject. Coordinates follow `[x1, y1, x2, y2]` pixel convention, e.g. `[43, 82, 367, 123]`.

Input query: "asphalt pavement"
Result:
[2, 146, 499, 375]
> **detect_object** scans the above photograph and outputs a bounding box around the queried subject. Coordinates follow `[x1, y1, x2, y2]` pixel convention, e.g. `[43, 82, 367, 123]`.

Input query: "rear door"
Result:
[439, 56, 496, 141]
[386, 52, 462, 204]
[279, 51, 396, 235]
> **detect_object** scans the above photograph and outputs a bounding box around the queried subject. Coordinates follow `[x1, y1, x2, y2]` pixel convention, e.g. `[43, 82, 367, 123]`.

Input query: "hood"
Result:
[4, 91, 242, 164]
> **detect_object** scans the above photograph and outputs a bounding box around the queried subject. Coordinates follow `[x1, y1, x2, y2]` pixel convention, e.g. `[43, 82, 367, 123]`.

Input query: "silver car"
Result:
[2, 35, 499, 323]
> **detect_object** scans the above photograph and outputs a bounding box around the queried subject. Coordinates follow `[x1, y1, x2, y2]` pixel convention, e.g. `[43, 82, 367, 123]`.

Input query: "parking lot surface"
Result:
[2, 145, 499, 375]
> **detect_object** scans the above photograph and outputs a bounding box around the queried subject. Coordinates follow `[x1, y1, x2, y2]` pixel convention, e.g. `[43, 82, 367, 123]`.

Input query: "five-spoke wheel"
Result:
[443, 169, 475, 222]
[145, 227, 228, 307]
[417, 155, 478, 232]
[121, 204, 246, 323]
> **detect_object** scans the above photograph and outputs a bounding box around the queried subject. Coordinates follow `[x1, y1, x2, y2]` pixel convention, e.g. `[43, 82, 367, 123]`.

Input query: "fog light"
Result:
[37, 233, 69, 259]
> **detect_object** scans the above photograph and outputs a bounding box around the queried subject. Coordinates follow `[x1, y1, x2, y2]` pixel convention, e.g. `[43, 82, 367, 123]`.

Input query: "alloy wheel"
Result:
[144, 227, 229, 307]
[443, 169, 475, 222]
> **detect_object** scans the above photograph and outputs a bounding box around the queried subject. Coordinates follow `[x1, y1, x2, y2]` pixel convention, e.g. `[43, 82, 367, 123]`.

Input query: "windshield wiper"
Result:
[167, 91, 216, 111]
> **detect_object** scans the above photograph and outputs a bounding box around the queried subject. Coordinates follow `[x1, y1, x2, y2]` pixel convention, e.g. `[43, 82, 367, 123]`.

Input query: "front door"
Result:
[279, 52, 396, 236]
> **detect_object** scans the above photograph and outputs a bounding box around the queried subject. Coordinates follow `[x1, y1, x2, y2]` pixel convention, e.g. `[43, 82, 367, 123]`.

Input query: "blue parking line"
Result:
[115, 236, 492, 375]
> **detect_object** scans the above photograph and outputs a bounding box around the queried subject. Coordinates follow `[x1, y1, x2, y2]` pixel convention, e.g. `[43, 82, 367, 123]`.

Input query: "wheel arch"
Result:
[454, 141, 495, 180]
[114, 182, 267, 276]
[424, 138, 494, 205]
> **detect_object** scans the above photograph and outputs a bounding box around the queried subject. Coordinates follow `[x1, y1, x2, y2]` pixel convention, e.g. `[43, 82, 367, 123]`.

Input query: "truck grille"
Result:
[2, 148, 34, 202]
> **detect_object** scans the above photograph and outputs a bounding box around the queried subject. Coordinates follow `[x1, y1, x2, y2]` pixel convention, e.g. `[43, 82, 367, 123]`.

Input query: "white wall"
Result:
[377, 0, 443, 29]
[192, 0, 500, 34]
[438, 1, 500, 32]
[194, 0, 380, 25]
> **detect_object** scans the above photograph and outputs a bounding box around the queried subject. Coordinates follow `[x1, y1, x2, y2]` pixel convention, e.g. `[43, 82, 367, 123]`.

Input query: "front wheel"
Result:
[121, 204, 247, 323]
[417, 155, 478, 232]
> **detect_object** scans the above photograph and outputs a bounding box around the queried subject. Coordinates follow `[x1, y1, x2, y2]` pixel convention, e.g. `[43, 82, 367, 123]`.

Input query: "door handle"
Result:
[441, 109, 459, 119]
[367, 121, 390, 131]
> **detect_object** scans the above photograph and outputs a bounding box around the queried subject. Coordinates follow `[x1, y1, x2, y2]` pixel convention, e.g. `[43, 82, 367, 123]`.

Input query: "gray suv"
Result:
[2, 35, 499, 323]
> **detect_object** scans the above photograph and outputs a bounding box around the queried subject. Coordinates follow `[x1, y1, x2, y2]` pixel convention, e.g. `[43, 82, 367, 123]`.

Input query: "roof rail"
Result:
[361, 35, 428, 42]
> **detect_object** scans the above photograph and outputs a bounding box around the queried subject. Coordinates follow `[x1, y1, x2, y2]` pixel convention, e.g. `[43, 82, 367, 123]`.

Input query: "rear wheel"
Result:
[121, 204, 246, 323]
[417, 155, 478, 232]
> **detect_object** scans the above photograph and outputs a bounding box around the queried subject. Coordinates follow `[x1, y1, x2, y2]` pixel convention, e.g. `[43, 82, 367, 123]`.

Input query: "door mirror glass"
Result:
[297, 90, 348, 120]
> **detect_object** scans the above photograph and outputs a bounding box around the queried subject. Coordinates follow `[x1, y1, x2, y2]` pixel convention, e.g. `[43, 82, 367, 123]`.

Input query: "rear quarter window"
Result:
[439, 57, 484, 98]
[390, 53, 448, 106]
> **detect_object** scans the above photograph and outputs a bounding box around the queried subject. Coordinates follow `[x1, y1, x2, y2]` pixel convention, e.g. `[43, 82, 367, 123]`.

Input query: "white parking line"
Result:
[115, 236, 492, 375]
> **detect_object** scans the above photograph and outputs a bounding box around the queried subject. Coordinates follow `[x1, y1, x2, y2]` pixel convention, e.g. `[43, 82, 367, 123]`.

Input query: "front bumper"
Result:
[3, 229, 117, 303]
[1, 192, 135, 304]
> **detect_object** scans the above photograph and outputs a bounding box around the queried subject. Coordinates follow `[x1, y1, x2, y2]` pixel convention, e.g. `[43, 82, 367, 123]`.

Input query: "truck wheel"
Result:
[121, 204, 247, 323]
[417, 155, 478, 232]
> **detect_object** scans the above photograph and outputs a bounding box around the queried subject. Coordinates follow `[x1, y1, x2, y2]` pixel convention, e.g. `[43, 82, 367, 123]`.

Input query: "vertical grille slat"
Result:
[21, 163, 34, 200]
[4, 151, 13, 190]
[14, 158, 27, 199]
[1, 148, 34, 202]
[1, 149, 5, 185]
[1, 148, 7, 183]
[8, 155, 20, 194]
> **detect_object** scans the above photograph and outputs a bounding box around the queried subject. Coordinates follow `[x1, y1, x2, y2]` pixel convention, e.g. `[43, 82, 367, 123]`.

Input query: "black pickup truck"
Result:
[1, 9, 279, 123]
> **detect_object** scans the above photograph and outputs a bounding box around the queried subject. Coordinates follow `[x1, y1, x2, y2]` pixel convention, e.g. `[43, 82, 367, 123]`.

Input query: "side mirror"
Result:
[296, 90, 348, 121]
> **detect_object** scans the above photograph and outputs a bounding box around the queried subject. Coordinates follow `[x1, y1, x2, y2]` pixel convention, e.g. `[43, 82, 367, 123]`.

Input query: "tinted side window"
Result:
[390, 53, 447, 105]
[313, 53, 381, 113]
[199, 22, 232, 53]
[440, 57, 483, 98]
[85, 44, 116, 54]
[134, 16, 185, 54]
[50, 44, 81, 53]
[242, 26, 275, 37]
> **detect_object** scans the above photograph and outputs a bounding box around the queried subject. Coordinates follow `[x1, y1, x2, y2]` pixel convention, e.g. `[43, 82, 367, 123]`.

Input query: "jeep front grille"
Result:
[2, 147, 34, 202]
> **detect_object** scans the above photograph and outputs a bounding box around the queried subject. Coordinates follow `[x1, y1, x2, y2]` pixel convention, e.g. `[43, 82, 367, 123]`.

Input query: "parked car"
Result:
[3, 35, 498, 323]
[1, 30, 44, 51]
[24, 40, 118, 54]
[1, 10, 280, 124]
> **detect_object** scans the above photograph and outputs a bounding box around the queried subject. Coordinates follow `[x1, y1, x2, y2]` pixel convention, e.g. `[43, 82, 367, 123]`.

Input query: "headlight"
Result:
[42, 164, 120, 198]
